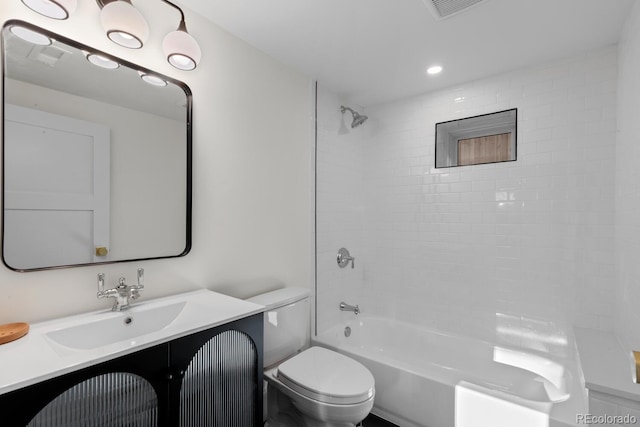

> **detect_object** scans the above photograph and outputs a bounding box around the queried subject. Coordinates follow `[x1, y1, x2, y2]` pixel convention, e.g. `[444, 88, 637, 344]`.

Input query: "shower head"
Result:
[340, 106, 368, 128]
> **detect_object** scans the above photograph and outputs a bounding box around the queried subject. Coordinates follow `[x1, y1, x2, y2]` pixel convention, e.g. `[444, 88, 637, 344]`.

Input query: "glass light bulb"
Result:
[163, 29, 201, 71]
[21, 0, 77, 20]
[100, 1, 149, 49]
[168, 54, 195, 71]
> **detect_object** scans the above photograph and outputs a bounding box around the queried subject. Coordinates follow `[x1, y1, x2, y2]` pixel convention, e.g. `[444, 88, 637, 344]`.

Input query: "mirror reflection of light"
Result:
[9, 26, 51, 46]
[138, 71, 167, 87]
[85, 52, 119, 70]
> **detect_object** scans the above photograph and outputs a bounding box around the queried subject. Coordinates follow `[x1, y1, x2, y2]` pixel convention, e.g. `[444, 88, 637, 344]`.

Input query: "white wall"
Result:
[615, 1, 640, 350]
[317, 47, 618, 339]
[0, 1, 313, 324]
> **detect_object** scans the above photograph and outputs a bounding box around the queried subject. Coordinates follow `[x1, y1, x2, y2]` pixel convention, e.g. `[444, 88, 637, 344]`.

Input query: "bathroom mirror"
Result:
[2, 21, 192, 271]
[435, 108, 517, 168]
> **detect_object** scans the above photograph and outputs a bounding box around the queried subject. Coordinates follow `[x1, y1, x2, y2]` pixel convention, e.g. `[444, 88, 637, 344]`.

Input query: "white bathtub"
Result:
[313, 315, 587, 427]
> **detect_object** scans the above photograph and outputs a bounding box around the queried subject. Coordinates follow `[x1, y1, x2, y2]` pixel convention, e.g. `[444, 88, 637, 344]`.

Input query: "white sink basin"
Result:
[0, 289, 265, 396]
[46, 300, 187, 350]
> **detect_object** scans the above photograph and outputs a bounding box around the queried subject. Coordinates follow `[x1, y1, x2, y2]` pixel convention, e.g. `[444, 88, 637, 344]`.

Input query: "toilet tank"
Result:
[247, 287, 310, 368]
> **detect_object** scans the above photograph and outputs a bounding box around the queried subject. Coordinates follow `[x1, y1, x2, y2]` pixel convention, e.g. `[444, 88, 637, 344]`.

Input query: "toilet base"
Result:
[267, 387, 357, 427]
[265, 369, 371, 427]
[266, 382, 306, 427]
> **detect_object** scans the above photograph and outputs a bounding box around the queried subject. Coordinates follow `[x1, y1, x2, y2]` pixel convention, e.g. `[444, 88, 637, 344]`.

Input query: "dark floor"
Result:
[360, 413, 399, 427]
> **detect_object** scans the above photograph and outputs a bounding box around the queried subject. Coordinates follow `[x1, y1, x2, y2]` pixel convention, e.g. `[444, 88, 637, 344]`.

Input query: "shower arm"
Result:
[340, 106, 356, 116]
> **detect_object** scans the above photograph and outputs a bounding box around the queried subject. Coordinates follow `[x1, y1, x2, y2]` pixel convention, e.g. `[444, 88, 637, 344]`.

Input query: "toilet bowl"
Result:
[248, 288, 375, 427]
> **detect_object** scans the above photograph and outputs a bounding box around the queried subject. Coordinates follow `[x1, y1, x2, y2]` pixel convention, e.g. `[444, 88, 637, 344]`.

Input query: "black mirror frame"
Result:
[1, 20, 192, 272]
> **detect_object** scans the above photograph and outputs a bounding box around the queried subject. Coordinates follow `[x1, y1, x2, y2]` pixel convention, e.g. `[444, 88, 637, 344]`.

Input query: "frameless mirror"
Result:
[2, 21, 192, 271]
[435, 108, 517, 168]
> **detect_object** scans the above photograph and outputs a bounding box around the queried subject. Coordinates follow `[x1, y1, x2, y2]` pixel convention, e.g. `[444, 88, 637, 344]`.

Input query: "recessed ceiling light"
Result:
[427, 65, 443, 75]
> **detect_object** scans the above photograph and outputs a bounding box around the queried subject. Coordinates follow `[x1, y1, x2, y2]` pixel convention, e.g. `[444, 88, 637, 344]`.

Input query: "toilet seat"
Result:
[277, 346, 374, 405]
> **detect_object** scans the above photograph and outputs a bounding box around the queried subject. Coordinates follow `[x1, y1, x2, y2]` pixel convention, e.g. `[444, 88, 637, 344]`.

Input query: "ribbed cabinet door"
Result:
[28, 372, 158, 426]
[179, 330, 257, 427]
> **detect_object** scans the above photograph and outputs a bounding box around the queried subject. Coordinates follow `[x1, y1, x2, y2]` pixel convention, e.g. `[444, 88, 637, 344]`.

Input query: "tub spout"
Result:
[340, 301, 360, 315]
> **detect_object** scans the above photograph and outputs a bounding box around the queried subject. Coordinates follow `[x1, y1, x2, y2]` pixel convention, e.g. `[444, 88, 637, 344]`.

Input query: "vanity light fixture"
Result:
[9, 25, 52, 46]
[138, 71, 167, 87]
[162, 1, 202, 71]
[94, 0, 201, 70]
[21, 0, 77, 20]
[85, 51, 120, 69]
[97, 0, 149, 49]
[22, 0, 201, 71]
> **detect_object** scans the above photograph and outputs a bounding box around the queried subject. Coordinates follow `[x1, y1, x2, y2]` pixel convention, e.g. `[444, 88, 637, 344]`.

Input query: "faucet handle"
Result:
[137, 268, 144, 288]
[337, 248, 355, 269]
[97, 273, 105, 292]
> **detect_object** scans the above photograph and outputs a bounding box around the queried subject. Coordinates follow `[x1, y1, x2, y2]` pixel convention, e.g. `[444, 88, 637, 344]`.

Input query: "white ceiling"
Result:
[179, 0, 635, 107]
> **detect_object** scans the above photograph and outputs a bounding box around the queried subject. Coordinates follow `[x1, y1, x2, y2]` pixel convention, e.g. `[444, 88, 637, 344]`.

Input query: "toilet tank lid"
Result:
[246, 287, 309, 310]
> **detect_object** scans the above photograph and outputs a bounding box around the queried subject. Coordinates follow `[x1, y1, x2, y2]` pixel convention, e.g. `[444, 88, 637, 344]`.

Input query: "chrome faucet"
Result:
[340, 301, 360, 315]
[97, 268, 145, 311]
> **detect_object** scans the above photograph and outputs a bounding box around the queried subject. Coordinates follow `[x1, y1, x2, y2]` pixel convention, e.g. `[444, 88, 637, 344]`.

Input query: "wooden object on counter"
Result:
[0, 322, 29, 345]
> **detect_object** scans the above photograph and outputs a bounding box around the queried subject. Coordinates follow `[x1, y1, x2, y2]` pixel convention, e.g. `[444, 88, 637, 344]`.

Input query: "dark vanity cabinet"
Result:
[0, 315, 263, 426]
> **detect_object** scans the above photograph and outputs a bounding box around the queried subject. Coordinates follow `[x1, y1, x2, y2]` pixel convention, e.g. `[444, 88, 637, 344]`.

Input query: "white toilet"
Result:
[248, 287, 375, 427]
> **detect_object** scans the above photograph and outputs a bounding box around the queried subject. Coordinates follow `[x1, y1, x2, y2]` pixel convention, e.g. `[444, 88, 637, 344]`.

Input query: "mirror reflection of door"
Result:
[3, 104, 110, 270]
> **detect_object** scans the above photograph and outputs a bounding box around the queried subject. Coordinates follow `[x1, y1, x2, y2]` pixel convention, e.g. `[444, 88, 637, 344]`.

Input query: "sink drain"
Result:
[123, 316, 133, 325]
[344, 326, 351, 337]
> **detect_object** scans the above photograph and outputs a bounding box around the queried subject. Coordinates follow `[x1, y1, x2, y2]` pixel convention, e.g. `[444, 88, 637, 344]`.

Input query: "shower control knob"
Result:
[337, 248, 355, 269]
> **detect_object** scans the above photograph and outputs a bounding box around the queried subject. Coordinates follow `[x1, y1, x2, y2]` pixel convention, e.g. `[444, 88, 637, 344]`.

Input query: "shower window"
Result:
[457, 132, 512, 166]
[435, 109, 517, 168]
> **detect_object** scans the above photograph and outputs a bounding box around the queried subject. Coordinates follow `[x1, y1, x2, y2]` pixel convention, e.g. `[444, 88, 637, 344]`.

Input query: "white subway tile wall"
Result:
[316, 88, 366, 334]
[616, 1, 640, 350]
[317, 46, 618, 338]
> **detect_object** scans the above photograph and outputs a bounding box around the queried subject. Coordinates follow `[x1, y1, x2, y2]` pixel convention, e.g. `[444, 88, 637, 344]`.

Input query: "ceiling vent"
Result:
[422, 0, 488, 20]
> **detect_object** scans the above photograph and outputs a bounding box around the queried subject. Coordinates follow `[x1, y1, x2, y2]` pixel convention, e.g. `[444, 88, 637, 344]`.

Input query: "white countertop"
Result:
[574, 327, 640, 402]
[0, 289, 264, 396]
